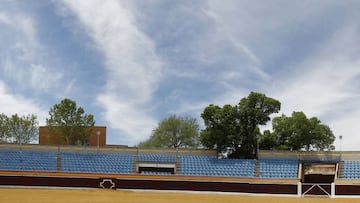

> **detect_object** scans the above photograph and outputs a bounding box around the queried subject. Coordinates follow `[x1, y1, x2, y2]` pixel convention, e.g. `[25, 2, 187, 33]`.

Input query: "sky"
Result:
[0, 0, 359, 150]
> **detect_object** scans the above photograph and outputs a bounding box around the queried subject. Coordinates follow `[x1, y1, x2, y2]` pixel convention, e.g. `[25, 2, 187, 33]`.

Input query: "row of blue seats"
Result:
[138, 154, 177, 162]
[342, 161, 360, 179]
[260, 174, 297, 178]
[0, 150, 57, 171]
[61, 152, 134, 174]
[259, 159, 298, 179]
[180, 156, 255, 177]
[1, 149, 300, 178]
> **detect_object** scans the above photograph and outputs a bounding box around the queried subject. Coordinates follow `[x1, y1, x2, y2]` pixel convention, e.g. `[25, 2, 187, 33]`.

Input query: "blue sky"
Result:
[1, 0, 359, 150]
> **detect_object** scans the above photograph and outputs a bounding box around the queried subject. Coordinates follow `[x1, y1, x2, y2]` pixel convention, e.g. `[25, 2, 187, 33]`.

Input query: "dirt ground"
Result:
[0, 188, 359, 203]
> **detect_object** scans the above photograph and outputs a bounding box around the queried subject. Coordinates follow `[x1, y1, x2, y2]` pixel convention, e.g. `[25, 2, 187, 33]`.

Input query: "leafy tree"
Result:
[200, 104, 238, 154]
[0, 113, 10, 143]
[139, 115, 200, 149]
[46, 98, 95, 145]
[271, 111, 335, 151]
[236, 92, 281, 158]
[259, 130, 278, 150]
[8, 114, 38, 144]
[201, 92, 281, 158]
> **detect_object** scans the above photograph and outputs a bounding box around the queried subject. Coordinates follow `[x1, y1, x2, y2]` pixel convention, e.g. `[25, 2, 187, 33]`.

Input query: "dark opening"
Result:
[302, 163, 336, 183]
[303, 174, 334, 183]
[139, 167, 175, 175]
[301, 162, 337, 196]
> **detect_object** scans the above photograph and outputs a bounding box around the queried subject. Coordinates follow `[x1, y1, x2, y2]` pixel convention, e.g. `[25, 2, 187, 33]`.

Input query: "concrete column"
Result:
[331, 182, 335, 198]
[297, 182, 302, 197]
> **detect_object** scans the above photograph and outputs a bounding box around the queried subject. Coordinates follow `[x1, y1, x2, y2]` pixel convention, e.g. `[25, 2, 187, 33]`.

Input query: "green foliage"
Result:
[259, 130, 278, 150]
[0, 113, 38, 144]
[200, 92, 335, 156]
[46, 98, 95, 145]
[139, 115, 200, 149]
[200, 104, 238, 154]
[201, 92, 281, 158]
[237, 92, 281, 158]
[269, 111, 335, 151]
[0, 113, 10, 143]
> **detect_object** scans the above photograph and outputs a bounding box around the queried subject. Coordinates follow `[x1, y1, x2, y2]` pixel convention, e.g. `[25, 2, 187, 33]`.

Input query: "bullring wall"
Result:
[0, 172, 298, 194]
[1, 172, 360, 196]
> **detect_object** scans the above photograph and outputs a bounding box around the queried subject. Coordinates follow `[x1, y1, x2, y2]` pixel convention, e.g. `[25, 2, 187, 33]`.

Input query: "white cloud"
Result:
[0, 81, 48, 126]
[52, 0, 360, 150]
[98, 94, 157, 144]
[275, 62, 360, 116]
[197, 1, 360, 150]
[0, 12, 12, 25]
[0, 12, 37, 59]
[0, 11, 65, 93]
[60, 0, 163, 145]
[29, 64, 63, 91]
[271, 22, 360, 150]
[274, 61, 360, 150]
[329, 108, 360, 151]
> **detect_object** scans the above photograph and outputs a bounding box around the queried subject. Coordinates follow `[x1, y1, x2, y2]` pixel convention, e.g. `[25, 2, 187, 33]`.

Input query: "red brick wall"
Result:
[39, 126, 106, 146]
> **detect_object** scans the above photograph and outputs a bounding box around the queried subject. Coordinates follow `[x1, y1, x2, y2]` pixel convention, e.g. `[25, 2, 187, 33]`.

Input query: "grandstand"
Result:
[1, 144, 360, 197]
[180, 155, 255, 177]
[343, 160, 360, 179]
[258, 158, 298, 178]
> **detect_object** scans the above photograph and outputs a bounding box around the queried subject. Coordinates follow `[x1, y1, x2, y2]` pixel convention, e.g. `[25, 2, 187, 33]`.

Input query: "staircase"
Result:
[133, 156, 139, 173]
[175, 157, 181, 175]
[254, 159, 260, 177]
[56, 153, 62, 171]
[338, 161, 344, 178]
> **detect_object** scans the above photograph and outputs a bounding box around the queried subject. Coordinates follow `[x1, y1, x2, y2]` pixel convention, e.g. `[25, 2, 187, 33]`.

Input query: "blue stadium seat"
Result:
[0, 149, 57, 171]
[61, 152, 134, 174]
[343, 160, 360, 179]
[180, 155, 255, 177]
[0, 148, 303, 179]
[258, 158, 298, 178]
[138, 154, 177, 162]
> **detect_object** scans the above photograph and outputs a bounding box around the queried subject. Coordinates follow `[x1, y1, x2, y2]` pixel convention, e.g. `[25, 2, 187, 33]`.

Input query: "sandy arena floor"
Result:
[0, 188, 359, 203]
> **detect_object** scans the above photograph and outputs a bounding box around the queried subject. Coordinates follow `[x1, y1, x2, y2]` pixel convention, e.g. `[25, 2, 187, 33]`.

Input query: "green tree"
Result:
[272, 111, 335, 151]
[46, 98, 95, 145]
[200, 104, 238, 154]
[259, 130, 278, 150]
[139, 115, 200, 149]
[201, 92, 281, 158]
[0, 113, 10, 143]
[7, 114, 38, 144]
[236, 92, 281, 158]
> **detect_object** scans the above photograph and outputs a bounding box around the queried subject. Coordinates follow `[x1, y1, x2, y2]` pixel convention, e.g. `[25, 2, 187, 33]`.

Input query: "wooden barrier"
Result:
[1, 171, 360, 196]
[0, 172, 298, 194]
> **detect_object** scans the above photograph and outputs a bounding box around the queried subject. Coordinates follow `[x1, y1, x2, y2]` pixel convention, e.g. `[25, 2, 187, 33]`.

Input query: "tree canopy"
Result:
[0, 113, 38, 144]
[200, 92, 281, 159]
[0, 113, 9, 143]
[139, 115, 200, 149]
[261, 111, 335, 151]
[46, 98, 95, 145]
[200, 104, 238, 155]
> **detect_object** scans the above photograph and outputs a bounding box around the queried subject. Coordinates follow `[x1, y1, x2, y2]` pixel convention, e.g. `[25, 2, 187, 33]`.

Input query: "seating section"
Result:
[342, 161, 360, 179]
[61, 152, 134, 174]
[10, 148, 360, 181]
[0, 149, 57, 171]
[138, 154, 177, 162]
[180, 155, 255, 177]
[0, 148, 306, 179]
[259, 158, 298, 178]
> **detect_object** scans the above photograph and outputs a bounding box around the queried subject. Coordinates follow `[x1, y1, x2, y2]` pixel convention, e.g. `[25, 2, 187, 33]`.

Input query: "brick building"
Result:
[38, 126, 106, 146]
